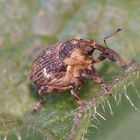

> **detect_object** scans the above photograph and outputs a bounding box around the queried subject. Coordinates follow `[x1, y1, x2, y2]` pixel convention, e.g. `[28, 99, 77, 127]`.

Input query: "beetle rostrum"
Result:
[30, 28, 128, 112]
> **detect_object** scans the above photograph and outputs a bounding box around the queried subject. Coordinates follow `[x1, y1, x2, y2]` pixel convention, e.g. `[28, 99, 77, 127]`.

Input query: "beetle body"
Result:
[30, 39, 95, 93]
[30, 38, 127, 112]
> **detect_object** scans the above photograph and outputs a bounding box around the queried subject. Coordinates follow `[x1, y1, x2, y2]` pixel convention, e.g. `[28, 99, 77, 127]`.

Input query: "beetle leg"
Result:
[82, 73, 111, 95]
[32, 88, 46, 112]
[70, 86, 83, 105]
[92, 55, 105, 64]
[92, 74, 111, 94]
[38, 90, 46, 104]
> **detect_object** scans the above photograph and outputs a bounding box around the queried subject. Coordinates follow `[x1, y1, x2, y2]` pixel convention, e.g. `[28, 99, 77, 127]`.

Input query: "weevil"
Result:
[30, 27, 128, 112]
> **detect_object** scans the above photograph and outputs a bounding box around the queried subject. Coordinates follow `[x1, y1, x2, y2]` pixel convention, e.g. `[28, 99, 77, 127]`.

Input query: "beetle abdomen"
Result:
[30, 39, 81, 89]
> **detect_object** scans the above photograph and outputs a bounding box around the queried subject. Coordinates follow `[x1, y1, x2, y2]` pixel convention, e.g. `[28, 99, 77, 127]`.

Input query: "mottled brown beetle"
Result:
[30, 27, 128, 112]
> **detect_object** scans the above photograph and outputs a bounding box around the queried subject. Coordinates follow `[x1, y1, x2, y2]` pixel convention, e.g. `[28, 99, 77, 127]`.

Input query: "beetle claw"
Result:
[32, 108, 37, 113]
[101, 84, 112, 95]
[32, 102, 43, 113]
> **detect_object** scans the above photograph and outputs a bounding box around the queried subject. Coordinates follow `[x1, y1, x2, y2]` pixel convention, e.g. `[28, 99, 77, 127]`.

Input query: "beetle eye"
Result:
[88, 49, 94, 55]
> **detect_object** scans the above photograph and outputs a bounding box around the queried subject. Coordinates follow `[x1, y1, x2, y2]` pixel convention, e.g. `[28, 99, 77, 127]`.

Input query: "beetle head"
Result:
[95, 43, 128, 67]
[79, 39, 96, 55]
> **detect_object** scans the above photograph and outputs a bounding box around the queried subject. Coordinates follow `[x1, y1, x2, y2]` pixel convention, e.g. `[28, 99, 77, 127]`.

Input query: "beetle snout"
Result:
[110, 56, 117, 62]
[103, 48, 117, 62]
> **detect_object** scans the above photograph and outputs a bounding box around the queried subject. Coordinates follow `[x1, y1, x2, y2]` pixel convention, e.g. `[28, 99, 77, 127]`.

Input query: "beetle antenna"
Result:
[104, 27, 123, 48]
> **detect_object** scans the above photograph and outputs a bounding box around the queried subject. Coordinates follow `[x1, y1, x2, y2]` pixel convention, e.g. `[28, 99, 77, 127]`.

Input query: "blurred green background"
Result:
[0, 0, 140, 140]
